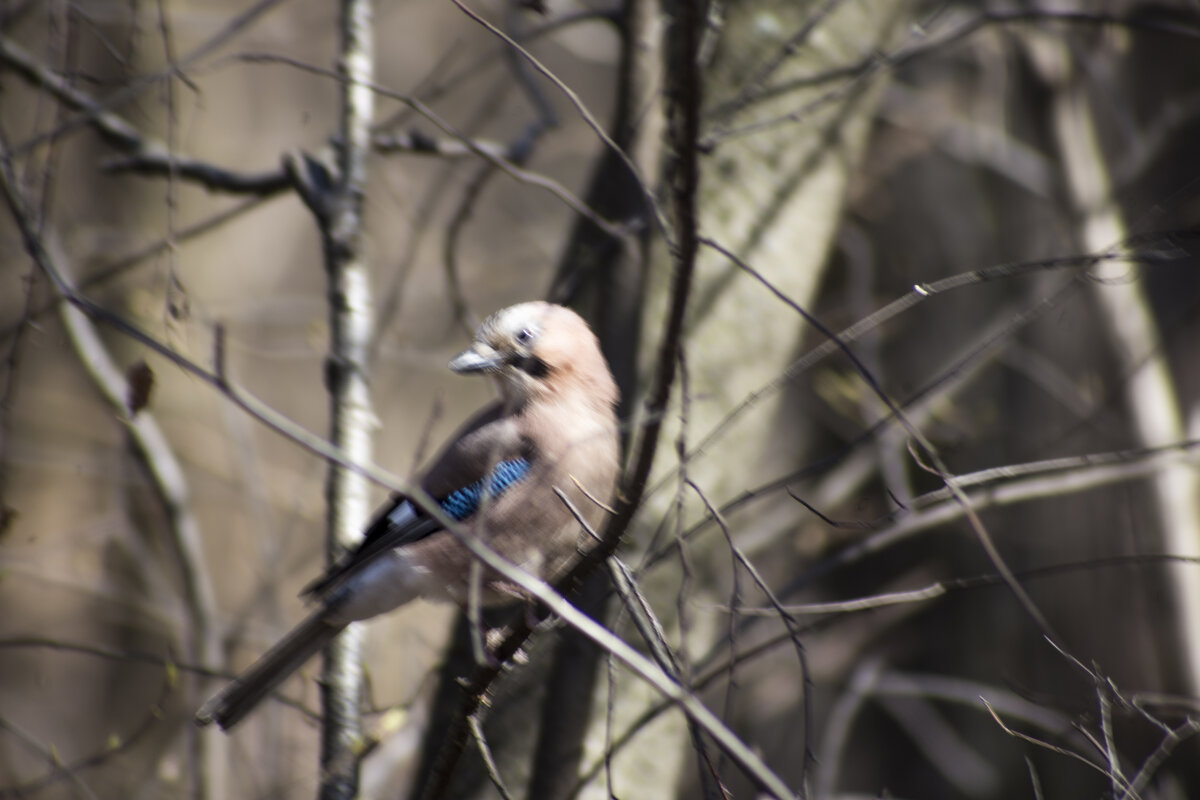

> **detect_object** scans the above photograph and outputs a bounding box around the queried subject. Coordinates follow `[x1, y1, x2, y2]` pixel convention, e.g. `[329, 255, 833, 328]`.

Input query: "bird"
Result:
[196, 301, 620, 730]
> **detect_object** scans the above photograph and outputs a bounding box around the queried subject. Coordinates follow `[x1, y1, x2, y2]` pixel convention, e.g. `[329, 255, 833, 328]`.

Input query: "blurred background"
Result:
[2, 0, 1200, 798]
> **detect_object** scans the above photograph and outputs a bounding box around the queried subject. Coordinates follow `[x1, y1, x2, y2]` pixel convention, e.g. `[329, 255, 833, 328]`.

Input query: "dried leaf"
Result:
[126, 360, 155, 416]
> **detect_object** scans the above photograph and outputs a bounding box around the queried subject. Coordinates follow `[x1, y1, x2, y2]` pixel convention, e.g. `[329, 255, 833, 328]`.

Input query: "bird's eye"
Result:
[515, 327, 535, 345]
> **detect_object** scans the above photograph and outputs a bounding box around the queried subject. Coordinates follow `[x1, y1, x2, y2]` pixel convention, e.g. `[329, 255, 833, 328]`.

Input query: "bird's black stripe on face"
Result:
[515, 353, 550, 378]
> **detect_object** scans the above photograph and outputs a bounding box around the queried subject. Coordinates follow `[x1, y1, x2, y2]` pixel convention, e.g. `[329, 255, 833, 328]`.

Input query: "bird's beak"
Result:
[449, 343, 502, 374]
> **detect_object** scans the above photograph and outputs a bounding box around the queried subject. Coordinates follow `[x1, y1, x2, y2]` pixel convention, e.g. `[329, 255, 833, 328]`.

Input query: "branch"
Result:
[572, 554, 1200, 797]
[448, 0, 668, 244]
[235, 52, 632, 239]
[6, 0, 292, 158]
[101, 152, 290, 194]
[440, 525, 798, 800]
[0, 136, 421, 565]
[314, 0, 376, 797]
[0, 123, 226, 800]
[673, 238, 1180, 496]
[707, 9, 1200, 147]
[0, 674, 174, 799]
[1033, 27, 1200, 698]
[531, 0, 664, 789]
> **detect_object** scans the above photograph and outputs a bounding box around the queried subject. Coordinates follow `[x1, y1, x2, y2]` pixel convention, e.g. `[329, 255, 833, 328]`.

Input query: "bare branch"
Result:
[0, 667, 177, 798]
[234, 51, 632, 239]
[313, 1, 376, 796]
[448, 0, 668, 244]
[468, 714, 516, 800]
[7, 0, 293, 157]
[701, 237, 1056, 640]
[983, 700, 1131, 791]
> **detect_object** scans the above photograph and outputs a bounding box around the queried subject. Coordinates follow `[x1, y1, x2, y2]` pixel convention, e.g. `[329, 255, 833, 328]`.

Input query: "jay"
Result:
[196, 301, 620, 730]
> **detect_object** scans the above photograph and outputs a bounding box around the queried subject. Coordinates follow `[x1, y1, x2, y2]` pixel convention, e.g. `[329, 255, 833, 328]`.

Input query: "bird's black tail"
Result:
[196, 610, 343, 730]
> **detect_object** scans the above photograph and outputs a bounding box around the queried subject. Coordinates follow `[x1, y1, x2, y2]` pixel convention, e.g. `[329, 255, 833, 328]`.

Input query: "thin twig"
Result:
[686, 478, 815, 789]
[983, 699, 1135, 793]
[8, 0, 294, 157]
[0, 714, 101, 800]
[675, 235, 1182, 487]
[467, 714, 516, 800]
[1122, 718, 1200, 799]
[573, 554, 1196, 795]
[236, 52, 630, 240]
[448, 0, 667, 245]
[702, 237, 1055, 640]
[0, 668, 177, 799]
[788, 438, 1200, 596]
[705, 10, 1200, 147]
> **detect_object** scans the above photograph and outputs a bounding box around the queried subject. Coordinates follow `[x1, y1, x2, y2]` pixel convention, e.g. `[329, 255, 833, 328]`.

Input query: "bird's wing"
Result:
[301, 401, 531, 601]
[299, 499, 443, 600]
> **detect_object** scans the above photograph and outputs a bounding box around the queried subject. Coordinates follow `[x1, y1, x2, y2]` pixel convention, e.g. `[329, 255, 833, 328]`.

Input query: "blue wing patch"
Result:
[440, 458, 531, 521]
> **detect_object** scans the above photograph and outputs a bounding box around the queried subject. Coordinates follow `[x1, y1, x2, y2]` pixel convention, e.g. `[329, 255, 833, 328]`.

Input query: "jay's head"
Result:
[449, 301, 618, 410]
